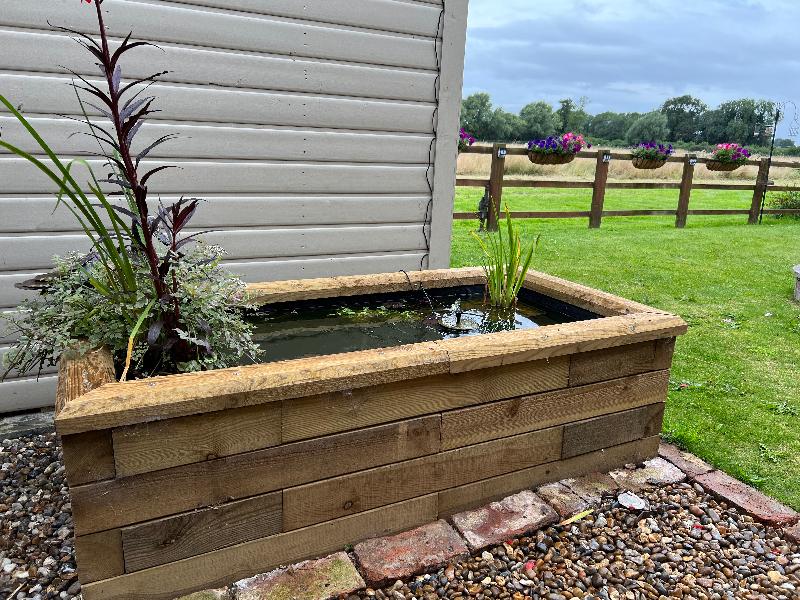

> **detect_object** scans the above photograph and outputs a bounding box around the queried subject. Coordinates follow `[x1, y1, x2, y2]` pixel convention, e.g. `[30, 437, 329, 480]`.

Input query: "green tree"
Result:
[460, 93, 495, 140]
[586, 111, 642, 141]
[625, 111, 669, 144]
[519, 101, 558, 140]
[660, 95, 707, 142]
[715, 99, 776, 145]
[556, 97, 589, 134]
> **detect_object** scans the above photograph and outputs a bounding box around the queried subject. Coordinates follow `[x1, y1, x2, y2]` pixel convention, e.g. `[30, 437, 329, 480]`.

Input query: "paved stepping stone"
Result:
[353, 520, 467, 586]
[451, 490, 558, 550]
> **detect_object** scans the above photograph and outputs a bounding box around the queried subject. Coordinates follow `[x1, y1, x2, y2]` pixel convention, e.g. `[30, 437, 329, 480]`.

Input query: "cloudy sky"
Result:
[463, 0, 800, 137]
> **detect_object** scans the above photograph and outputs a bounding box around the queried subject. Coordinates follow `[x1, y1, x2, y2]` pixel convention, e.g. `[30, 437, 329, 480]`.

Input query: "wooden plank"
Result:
[245, 267, 484, 305]
[282, 427, 562, 530]
[568, 339, 673, 386]
[606, 182, 681, 190]
[589, 150, 610, 228]
[81, 495, 438, 600]
[602, 210, 675, 217]
[55, 342, 449, 436]
[486, 143, 506, 231]
[523, 270, 662, 317]
[55, 345, 115, 415]
[69, 416, 440, 534]
[439, 312, 686, 374]
[122, 492, 282, 573]
[454, 211, 591, 220]
[455, 178, 491, 187]
[502, 180, 594, 189]
[676, 155, 696, 228]
[61, 431, 116, 487]
[562, 403, 665, 459]
[74, 529, 124, 585]
[440, 370, 669, 450]
[112, 402, 282, 478]
[686, 209, 749, 215]
[691, 183, 756, 191]
[749, 157, 770, 224]
[0, 375, 57, 413]
[282, 356, 569, 442]
[437, 435, 660, 516]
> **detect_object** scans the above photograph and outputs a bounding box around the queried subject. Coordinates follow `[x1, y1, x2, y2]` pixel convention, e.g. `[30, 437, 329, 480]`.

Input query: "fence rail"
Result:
[455, 145, 800, 229]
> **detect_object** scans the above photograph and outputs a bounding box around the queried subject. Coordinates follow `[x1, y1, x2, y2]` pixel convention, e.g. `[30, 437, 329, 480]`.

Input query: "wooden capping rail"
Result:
[54, 269, 686, 436]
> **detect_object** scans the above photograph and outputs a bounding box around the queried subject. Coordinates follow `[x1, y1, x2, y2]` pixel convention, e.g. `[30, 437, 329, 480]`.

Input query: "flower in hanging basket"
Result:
[631, 141, 674, 169]
[458, 128, 476, 153]
[527, 132, 590, 165]
[707, 143, 751, 171]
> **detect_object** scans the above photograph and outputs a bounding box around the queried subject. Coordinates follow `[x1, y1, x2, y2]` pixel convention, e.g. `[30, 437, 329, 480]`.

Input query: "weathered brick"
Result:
[451, 490, 558, 551]
[537, 482, 587, 519]
[658, 442, 714, 478]
[611, 457, 685, 490]
[567, 472, 619, 503]
[695, 470, 799, 527]
[234, 552, 364, 600]
[784, 522, 800, 544]
[353, 520, 468, 586]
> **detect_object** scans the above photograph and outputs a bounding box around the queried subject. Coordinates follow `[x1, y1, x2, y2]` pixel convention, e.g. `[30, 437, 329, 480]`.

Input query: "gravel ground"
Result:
[1, 432, 80, 600]
[1, 432, 799, 600]
[355, 483, 799, 600]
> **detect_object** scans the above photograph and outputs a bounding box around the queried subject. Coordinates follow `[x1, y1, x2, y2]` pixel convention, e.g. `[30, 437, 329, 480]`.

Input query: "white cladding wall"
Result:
[0, 0, 468, 411]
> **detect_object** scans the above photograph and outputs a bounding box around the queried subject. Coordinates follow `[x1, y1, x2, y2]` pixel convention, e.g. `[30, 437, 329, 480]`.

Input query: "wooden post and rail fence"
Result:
[456, 144, 800, 230]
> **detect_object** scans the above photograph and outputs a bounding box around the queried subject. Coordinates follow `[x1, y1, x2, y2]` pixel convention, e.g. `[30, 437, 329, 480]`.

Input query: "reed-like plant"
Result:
[472, 207, 538, 309]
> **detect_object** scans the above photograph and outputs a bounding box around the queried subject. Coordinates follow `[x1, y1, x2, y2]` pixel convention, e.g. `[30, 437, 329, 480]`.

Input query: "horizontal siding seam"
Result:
[127, 0, 443, 40]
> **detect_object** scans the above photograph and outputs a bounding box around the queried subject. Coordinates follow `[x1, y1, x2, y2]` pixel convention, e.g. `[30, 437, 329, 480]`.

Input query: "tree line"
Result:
[459, 93, 798, 153]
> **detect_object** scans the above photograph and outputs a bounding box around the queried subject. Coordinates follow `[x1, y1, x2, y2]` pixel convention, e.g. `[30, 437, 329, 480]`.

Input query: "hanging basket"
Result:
[528, 152, 576, 165]
[631, 157, 668, 170]
[705, 160, 741, 172]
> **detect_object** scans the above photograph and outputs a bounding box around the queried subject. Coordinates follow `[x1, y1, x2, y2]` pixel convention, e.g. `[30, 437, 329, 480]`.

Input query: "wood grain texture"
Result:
[55, 345, 115, 415]
[122, 492, 282, 573]
[568, 339, 675, 387]
[61, 431, 116, 487]
[440, 370, 669, 450]
[282, 356, 568, 442]
[282, 427, 562, 530]
[74, 529, 124, 584]
[245, 267, 485, 304]
[562, 403, 665, 459]
[523, 270, 662, 317]
[81, 495, 438, 600]
[437, 312, 687, 374]
[437, 435, 660, 517]
[70, 416, 440, 535]
[112, 402, 282, 478]
[56, 342, 449, 436]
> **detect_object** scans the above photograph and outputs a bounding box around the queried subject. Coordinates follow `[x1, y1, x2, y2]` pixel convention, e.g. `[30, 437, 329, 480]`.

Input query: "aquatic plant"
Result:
[472, 207, 538, 309]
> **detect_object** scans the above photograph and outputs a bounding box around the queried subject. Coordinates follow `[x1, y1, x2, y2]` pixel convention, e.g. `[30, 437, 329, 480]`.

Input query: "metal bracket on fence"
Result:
[497, 147, 508, 159]
[689, 158, 698, 166]
[602, 152, 612, 163]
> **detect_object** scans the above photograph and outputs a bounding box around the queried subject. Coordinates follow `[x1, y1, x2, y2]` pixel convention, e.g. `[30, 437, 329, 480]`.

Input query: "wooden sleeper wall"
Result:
[62, 337, 676, 600]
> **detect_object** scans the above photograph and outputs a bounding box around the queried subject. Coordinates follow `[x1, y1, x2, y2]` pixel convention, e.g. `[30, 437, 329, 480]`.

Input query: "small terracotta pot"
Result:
[527, 152, 576, 165]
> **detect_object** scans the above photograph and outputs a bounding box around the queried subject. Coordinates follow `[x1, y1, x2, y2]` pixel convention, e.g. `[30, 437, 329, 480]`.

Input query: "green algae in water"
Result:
[246, 285, 593, 364]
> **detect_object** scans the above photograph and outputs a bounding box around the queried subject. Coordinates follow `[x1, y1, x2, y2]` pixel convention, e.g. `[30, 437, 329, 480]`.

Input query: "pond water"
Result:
[245, 284, 598, 364]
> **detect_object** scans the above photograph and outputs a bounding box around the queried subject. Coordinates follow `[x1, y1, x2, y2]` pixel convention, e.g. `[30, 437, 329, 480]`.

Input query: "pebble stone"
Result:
[355, 482, 800, 600]
[0, 432, 80, 600]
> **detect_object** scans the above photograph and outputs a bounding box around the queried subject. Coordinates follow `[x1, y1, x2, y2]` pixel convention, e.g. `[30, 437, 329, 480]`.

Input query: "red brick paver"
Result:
[658, 442, 715, 478]
[695, 470, 799, 527]
[353, 520, 468, 586]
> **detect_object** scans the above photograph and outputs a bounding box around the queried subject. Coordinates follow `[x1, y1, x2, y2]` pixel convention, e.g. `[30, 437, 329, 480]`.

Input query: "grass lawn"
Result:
[451, 187, 800, 510]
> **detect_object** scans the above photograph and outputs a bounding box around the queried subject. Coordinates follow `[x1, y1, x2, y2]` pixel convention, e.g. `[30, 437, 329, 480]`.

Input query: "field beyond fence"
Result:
[456, 145, 800, 229]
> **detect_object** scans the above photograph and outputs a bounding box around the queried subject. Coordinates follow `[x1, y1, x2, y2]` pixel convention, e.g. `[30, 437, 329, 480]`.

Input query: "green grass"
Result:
[451, 187, 800, 510]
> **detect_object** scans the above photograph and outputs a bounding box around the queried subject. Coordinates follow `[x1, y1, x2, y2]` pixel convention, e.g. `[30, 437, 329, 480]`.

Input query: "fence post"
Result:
[749, 157, 770, 224]
[589, 149, 610, 228]
[487, 142, 506, 231]
[675, 154, 696, 228]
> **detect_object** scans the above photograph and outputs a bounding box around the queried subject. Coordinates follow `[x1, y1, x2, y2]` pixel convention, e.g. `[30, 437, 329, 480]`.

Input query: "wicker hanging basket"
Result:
[528, 152, 576, 165]
[705, 160, 741, 172]
[631, 157, 667, 170]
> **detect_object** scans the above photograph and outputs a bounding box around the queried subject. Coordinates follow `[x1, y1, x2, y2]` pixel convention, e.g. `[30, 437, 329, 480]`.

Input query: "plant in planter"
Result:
[630, 141, 674, 169]
[0, 0, 260, 380]
[458, 127, 476, 153]
[527, 132, 590, 165]
[472, 207, 538, 309]
[706, 143, 751, 171]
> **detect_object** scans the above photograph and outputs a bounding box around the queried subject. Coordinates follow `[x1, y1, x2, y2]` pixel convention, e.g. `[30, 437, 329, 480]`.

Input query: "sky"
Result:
[463, 0, 800, 138]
